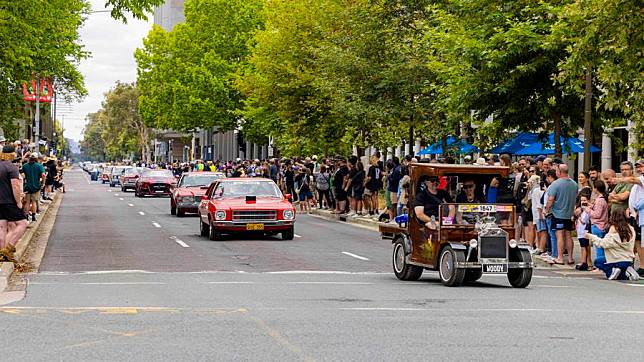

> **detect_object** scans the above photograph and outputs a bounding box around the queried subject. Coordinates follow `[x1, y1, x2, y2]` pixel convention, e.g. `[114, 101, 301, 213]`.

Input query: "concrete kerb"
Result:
[0, 192, 63, 292]
[310, 207, 579, 272]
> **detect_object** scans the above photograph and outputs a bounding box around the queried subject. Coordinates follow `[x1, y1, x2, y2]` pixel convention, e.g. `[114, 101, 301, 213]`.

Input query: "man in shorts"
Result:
[544, 164, 578, 265]
[0, 145, 28, 262]
[22, 152, 46, 222]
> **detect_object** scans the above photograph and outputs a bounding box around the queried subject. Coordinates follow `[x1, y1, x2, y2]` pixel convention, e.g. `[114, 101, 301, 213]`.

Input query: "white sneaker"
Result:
[626, 266, 640, 281]
[608, 268, 622, 280]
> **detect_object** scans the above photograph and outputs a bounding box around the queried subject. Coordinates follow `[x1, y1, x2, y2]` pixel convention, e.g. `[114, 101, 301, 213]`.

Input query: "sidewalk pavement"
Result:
[0, 192, 62, 292]
[309, 207, 593, 272]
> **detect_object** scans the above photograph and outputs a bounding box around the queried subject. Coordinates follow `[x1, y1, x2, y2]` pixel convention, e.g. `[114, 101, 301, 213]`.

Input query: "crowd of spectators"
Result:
[0, 137, 66, 262]
[121, 147, 644, 281]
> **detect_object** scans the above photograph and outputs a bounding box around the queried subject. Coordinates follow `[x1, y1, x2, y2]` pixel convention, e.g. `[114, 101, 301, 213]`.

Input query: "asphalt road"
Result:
[2, 168, 644, 361]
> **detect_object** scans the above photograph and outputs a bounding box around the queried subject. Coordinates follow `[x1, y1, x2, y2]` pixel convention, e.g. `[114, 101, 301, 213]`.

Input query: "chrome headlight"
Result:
[283, 209, 295, 220]
[509, 239, 518, 248]
[469, 239, 478, 249]
[215, 210, 227, 221]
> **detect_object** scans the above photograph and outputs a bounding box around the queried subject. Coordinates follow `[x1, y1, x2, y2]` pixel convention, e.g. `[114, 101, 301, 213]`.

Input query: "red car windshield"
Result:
[142, 170, 174, 178]
[179, 174, 222, 187]
[214, 181, 282, 198]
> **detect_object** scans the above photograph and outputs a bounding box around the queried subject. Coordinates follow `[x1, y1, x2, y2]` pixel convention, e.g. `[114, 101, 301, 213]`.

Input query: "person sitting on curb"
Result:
[585, 207, 639, 280]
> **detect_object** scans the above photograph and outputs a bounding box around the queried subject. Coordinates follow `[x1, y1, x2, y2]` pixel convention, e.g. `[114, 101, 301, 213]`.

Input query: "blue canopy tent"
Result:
[489, 133, 540, 154]
[418, 136, 479, 155]
[514, 134, 601, 156]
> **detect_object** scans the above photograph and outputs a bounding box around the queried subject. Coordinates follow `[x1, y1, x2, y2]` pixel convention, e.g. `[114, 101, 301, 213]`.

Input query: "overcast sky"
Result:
[61, 0, 153, 141]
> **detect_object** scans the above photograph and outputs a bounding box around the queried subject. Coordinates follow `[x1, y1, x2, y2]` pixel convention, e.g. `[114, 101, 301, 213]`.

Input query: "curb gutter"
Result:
[0, 192, 62, 292]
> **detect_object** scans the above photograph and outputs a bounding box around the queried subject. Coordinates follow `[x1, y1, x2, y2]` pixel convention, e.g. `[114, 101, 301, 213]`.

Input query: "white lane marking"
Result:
[119, 198, 124, 201]
[81, 173, 91, 185]
[266, 271, 387, 275]
[128, 203, 134, 207]
[108, 189, 112, 192]
[169, 236, 190, 248]
[78, 270, 154, 275]
[294, 234, 302, 238]
[341, 251, 370, 261]
[339, 307, 644, 315]
[30, 282, 167, 286]
[152, 222, 161, 228]
[114, 193, 119, 196]
[205, 282, 254, 284]
[287, 282, 373, 285]
[138, 211, 145, 216]
[626, 284, 644, 287]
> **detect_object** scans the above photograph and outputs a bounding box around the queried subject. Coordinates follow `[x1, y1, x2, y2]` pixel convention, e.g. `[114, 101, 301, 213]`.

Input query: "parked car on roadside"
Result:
[171, 172, 225, 216]
[134, 169, 177, 197]
[198, 178, 296, 241]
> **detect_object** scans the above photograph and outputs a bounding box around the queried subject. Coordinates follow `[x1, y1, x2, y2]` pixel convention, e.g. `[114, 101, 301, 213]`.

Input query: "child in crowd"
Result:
[575, 194, 592, 270]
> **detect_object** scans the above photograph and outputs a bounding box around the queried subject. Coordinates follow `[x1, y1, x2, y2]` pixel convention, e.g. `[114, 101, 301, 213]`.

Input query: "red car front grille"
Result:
[232, 210, 277, 222]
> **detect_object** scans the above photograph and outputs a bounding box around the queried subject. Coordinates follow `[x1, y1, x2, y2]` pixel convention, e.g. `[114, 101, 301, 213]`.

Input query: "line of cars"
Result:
[79, 162, 297, 241]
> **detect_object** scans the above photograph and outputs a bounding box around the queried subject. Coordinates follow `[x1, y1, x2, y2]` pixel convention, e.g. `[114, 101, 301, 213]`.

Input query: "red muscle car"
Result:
[171, 172, 225, 216]
[198, 178, 296, 240]
[134, 169, 177, 197]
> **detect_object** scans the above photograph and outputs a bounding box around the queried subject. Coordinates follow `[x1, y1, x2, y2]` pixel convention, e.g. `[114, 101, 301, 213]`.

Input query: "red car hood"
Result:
[214, 197, 290, 210]
[174, 187, 207, 197]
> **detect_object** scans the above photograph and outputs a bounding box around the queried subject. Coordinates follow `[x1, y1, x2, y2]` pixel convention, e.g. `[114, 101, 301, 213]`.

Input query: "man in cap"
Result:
[0, 145, 28, 261]
[22, 152, 46, 221]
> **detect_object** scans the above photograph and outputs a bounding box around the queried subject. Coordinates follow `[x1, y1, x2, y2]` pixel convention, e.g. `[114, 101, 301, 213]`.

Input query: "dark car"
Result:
[134, 169, 177, 197]
[198, 178, 296, 241]
[171, 172, 225, 216]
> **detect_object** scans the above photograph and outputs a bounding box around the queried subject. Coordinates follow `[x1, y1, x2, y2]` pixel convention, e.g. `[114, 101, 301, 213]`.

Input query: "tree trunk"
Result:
[583, 69, 592, 171]
[553, 111, 562, 158]
[441, 135, 448, 158]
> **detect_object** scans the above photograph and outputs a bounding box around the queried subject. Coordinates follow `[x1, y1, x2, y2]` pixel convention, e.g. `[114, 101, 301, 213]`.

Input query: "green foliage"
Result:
[136, 0, 264, 133]
[105, 0, 164, 22]
[81, 82, 151, 161]
[0, 0, 89, 135]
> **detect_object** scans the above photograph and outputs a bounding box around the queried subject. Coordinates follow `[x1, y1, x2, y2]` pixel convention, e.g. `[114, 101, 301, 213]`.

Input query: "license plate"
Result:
[483, 264, 508, 273]
[246, 223, 265, 231]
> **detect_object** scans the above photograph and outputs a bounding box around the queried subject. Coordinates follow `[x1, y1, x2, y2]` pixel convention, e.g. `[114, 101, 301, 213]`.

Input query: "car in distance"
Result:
[198, 178, 296, 241]
[134, 169, 177, 197]
[101, 166, 113, 184]
[109, 166, 130, 187]
[120, 167, 144, 192]
[171, 172, 225, 216]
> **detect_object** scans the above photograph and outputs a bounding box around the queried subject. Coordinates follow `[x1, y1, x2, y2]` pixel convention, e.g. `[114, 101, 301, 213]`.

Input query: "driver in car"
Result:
[456, 178, 486, 225]
[414, 175, 455, 229]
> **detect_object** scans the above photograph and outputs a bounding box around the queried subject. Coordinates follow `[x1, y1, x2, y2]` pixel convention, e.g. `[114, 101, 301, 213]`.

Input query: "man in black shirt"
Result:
[0, 145, 28, 262]
[332, 158, 349, 214]
[414, 175, 455, 229]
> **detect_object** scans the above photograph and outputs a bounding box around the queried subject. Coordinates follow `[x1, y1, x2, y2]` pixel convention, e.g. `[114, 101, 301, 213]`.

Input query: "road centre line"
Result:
[169, 236, 190, 248]
[138, 211, 145, 216]
[128, 203, 134, 207]
[205, 282, 254, 284]
[152, 222, 161, 228]
[341, 251, 370, 261]
[114, 193, 119, 196]
[119, 198, 124, 201]
[108, 189, 112, 192]
[294, 234, 302, 238]
[30, 282, 167, 286]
